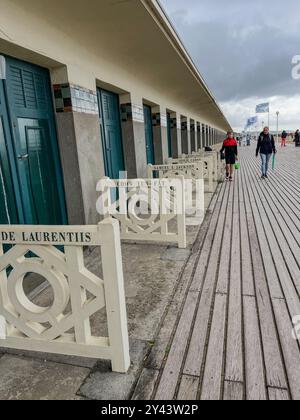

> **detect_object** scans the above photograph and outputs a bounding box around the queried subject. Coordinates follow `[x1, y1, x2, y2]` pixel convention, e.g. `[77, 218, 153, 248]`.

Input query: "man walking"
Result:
[256, 127, 276, 179]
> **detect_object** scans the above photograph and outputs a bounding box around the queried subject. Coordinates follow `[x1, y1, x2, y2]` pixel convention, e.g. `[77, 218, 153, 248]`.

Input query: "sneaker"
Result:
[229, 177, 233, 182]
[265, 174, 268, 179]
[261, 175, 265, 179]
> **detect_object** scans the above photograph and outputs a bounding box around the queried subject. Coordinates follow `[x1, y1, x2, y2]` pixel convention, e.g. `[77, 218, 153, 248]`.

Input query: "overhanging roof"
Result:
[2, 0, 231, 130]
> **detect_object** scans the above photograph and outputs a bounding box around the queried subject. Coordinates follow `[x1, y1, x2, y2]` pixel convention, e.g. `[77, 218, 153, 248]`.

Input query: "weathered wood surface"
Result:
[150, 145, 300, 400]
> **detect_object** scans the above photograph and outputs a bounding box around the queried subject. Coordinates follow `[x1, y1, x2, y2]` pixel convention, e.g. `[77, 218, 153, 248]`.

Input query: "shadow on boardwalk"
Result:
[133, 144, 300, 401]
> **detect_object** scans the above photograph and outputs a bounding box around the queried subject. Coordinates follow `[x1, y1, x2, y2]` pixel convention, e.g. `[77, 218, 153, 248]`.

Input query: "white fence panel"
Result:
[0, 220, 130, 373]
[97, 177, 187, 249]
[147, 163, 205, 226]
[166, 156, 214, 193]
[193, 150, 225, 181]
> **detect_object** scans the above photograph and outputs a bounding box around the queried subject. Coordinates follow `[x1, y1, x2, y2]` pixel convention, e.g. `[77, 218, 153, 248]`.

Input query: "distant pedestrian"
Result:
[294, 129, 300, 147]
[281, 130, 288, 148]
[220, 131, 238, 181]
[256, 127, 276, 179]
[246, 134, 251, 146]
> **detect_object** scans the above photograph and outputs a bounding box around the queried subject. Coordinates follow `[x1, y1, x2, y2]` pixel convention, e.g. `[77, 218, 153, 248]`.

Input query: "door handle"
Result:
[17, 154, 29, 161]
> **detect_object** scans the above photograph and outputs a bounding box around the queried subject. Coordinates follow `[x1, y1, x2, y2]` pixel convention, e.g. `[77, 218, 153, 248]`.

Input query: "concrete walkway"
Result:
[133, 144, 300, 401]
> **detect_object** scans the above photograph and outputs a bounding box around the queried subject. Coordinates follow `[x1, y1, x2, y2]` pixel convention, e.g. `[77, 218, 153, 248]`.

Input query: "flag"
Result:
[256, 103, 269, 113]
[246, 116, 258, 128]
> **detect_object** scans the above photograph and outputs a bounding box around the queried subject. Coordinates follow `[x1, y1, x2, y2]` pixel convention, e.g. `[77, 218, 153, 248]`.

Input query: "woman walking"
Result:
[220, 131, 238, 181]
[256, 127, 276, 179]
[281, 130, 288, 148]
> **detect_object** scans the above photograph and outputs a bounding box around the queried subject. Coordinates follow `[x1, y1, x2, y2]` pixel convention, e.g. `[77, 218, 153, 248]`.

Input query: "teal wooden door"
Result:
[2, 56, 67, 225]
[167, 112, 172, 158]
[143, 105, 155, 165]
[98, 89, 124, 179]
[0, 80, 19, 224]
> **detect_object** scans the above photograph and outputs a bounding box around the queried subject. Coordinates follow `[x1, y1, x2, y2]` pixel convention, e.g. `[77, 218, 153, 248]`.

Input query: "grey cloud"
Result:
[160, 0, 300, 102]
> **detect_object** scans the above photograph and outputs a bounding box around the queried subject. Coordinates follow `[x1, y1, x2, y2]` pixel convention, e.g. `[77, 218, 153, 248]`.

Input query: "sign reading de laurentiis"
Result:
[0, 226, 102, 246]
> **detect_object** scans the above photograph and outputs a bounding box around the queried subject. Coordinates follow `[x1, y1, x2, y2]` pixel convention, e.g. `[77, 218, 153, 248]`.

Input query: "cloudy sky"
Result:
[160, 0, 300, 132]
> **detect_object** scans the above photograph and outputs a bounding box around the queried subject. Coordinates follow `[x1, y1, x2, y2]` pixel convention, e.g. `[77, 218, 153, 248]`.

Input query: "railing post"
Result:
[99, 218, 130, 373]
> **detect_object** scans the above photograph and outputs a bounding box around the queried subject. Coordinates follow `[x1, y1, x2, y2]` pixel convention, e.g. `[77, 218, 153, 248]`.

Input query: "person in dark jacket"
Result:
[281, 130, 288, 148]
[220, 131, 238, 181]
[294, 129, 300, 147]
[256, 127, 276, 179]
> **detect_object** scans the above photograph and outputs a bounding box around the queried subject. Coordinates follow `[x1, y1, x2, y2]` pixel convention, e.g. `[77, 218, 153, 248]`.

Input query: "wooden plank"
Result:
[146, 185, 224, 371]
[268, 388, 290, 401]
[225, 178, 243, 383]
[241, 161, 288, 390]
[242, 162, 284, 300]
[154, 291, 199, 400]
[177, 375, 199, 400]
[184, 184, 231, 376]
[243, 296, 267, 400]
[190, 182, 229, 292]
[216, 182, 234, 294]
[223, 381, 244, 400]
[200, 294, 227, 400]
[244, 159, 300, 317]
[238, 169, 255, 297]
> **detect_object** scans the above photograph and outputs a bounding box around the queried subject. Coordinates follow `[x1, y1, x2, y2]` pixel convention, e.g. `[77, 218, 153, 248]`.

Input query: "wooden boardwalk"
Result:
[135, 144, 300, 401]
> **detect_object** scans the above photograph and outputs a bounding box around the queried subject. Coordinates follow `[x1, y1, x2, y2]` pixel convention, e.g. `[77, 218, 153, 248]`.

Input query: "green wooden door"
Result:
[98, 89, 124, 179]
[2, 56, 67, 225]
[167, 112, 172, 158]
[143, 105, 155, 165]
[0, 80, 19, 224]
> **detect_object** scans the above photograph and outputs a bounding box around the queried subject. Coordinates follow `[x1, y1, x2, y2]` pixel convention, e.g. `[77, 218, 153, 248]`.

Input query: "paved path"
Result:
[134, 144, 300, 401]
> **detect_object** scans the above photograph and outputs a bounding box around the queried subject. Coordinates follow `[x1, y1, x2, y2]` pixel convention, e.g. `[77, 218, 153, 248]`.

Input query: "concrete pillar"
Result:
[51, 66, 103, 225]
[152, 106, 168, 165]
[169, 113, 181, 158]
[119, 94, 147, 178]
[190, 119, 196, 152]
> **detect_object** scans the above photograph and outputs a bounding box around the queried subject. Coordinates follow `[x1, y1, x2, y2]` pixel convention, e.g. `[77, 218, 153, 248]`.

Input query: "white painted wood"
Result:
[97, 177, 187, 249]
[0, 219, 130, 373]
[147, 163, 205, 225]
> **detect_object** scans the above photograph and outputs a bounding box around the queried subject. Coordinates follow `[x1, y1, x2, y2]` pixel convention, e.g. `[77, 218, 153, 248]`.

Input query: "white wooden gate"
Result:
[0, 220, 130, 373]
[147, 163, 205, 226]
[97, 177, 187, 249]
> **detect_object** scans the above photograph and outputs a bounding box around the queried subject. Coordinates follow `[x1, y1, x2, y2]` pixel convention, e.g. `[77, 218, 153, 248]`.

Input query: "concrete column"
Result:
[51, 66, 103, 225]
[169, 113, 181, 158]
[152, 105, 168, 165]
[190, 120, 196, 152]
[119, 94, 147, 178]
